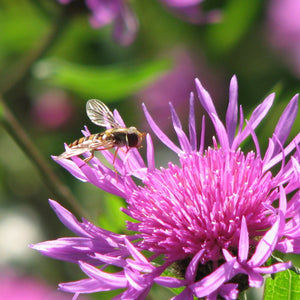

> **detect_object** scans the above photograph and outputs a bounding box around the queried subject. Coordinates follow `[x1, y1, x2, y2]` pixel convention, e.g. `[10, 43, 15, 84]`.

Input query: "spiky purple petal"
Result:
[273, 94, 299, 154]
[226, 75, 238, 145]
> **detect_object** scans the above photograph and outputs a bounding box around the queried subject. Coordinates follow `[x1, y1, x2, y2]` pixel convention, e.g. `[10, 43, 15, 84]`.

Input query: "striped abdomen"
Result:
[69, 133, 103, 148]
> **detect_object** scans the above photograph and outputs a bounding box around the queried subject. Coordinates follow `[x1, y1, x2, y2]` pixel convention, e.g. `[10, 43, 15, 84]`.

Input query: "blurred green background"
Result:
[0, 0, 299, 299]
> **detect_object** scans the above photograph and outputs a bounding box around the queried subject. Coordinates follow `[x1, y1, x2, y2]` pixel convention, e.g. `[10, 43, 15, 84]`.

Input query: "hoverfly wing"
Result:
[55, 147, 91, 160]
[86, 99, 121, 129]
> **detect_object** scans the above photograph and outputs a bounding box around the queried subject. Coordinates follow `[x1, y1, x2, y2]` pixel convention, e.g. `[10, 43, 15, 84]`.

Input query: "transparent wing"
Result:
[86, 99, 121, 128]
[55, 139, 116, 160]
[55, 147, 92, 160]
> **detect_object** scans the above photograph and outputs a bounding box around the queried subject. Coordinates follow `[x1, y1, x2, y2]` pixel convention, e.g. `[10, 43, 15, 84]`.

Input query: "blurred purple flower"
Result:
[31, 90, 74, 130]
[0, 270, 81, 300]
[137, 48, 224, 132]
[267, 0, 300, 77]
[32, 76, 300, 299]
[58, 0, 220, 45]
[159, 0, 221, 23]
[58, 0, 138, 46]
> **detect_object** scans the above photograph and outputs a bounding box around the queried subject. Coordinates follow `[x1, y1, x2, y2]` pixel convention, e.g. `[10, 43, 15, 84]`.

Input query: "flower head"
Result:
[32, 76, 300, 299]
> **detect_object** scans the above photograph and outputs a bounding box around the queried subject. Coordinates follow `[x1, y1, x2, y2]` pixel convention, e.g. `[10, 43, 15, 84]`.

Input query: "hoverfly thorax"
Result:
[56, 99, 146, 163]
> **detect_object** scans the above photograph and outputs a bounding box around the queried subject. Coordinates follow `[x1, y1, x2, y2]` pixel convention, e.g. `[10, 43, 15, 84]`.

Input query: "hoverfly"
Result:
[56, 99, 146, 163]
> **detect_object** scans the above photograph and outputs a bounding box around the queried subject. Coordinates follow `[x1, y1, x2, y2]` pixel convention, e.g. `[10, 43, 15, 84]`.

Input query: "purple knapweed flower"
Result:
[0, 269, 87, 300]
[32, 76, 300, 299]
[57, 0, 220, 45]
[32, 90, 74, 130]
[58, 0, 138, 46]
[267, 0, 300, 77]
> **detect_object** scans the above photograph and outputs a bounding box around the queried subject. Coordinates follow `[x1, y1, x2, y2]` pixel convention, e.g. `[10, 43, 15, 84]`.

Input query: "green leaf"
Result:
[264, 269, 300, 300]
[206, 0, 262, 56]
[0, 1, 47, 61]
[238, 291, 248, 300]
[33, 58, 171, 100]
[97, 194, 128, 233]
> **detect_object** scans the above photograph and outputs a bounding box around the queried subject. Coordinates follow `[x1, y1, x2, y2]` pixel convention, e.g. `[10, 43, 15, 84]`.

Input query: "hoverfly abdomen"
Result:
[68, 133, 103, 148]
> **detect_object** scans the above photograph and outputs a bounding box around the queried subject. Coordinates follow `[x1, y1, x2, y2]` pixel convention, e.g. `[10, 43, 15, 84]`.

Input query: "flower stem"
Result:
[0, 96, 87, 217]
[0, 5, 86, 217]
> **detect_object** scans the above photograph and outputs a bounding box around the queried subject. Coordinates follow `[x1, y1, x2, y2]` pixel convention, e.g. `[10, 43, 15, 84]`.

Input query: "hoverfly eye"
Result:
[127, 133, 139, 147]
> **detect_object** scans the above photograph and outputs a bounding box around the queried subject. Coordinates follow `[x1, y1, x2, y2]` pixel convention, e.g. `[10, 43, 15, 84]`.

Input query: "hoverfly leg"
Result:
[118, 147, 133, 173]
[113, 147, 119, 165]
[112, 148, 119, 180]
[119, 145, 130, 155]
[84, 150, 95, 163]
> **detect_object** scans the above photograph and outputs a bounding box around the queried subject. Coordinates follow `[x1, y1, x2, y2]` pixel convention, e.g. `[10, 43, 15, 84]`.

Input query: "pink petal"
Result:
[195, 78, 217, 116]
[238, 216, 249, 263]
[169, 102, 192, 153]
[248, 215, 281, 267]
[191, 259, 236, 298]
[273, 94, 299, 155]
[142, 103, 181, 154]
[189, 92, 197, 151]
[226, 75, 238, 146]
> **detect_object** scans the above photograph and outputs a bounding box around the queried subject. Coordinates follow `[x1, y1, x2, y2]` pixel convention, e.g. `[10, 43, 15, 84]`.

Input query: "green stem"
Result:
[0, 96, 87, 217]
[0, 5, 86, 217]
